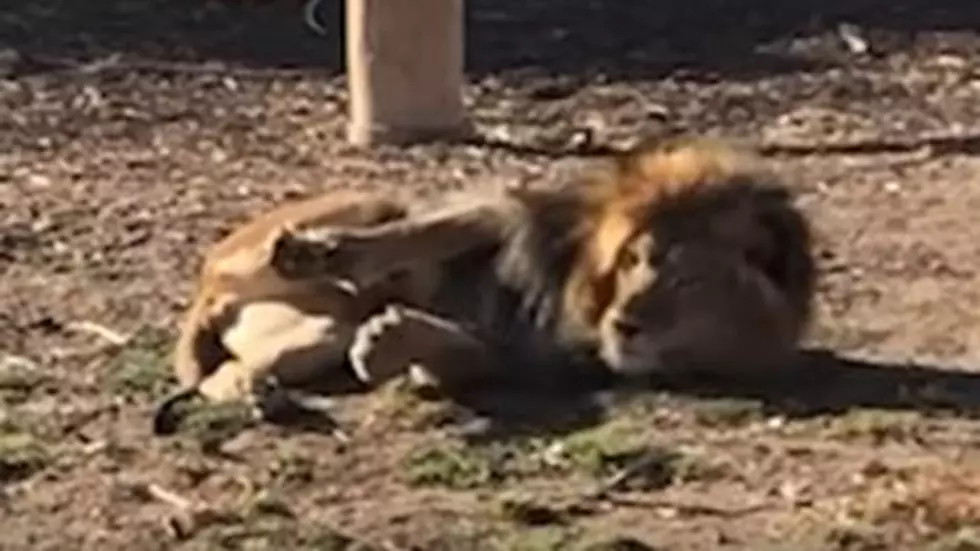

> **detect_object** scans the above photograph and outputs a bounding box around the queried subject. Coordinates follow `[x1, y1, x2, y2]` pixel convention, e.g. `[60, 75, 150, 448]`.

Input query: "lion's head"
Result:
[561, 138, 816, 377]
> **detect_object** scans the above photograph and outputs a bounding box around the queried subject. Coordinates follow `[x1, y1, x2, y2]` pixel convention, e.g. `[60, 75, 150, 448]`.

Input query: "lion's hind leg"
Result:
[153, 294, 356, 435]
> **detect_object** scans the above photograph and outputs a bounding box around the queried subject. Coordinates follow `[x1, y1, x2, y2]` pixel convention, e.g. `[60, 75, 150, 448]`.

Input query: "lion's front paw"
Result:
[348, 305, 416, 385]
[270, 226, 343, 279]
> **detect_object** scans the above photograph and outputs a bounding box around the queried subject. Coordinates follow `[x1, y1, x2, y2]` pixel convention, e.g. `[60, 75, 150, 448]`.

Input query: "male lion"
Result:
[152, 137, 817, 435]
[309, 137, 818, 392]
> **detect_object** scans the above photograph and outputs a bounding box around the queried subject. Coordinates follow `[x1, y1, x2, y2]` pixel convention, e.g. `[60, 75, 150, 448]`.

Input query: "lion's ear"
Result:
[749, 188, 816, 317]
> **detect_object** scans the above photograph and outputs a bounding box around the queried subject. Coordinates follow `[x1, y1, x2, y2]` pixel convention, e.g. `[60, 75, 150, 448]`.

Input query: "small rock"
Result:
[766, 416, 786, 429]
[837, 23, 870, 55]
[27, 174, 51, 188]
[934, 54, 967, 70]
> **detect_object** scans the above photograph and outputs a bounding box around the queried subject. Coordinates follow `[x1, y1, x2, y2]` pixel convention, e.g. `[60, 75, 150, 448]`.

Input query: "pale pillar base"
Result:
[346, 120, 475, 148]
[345, 0, 468, 147]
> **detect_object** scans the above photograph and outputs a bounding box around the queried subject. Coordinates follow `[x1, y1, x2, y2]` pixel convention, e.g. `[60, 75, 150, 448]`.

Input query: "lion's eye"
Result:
[620, 248, 640, 270]
[612, 316, 642, 339]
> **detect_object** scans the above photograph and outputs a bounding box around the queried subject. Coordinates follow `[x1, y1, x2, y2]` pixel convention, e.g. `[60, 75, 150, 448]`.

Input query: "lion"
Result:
[152, 136, 817, 435]
[315, 137, 818, 392]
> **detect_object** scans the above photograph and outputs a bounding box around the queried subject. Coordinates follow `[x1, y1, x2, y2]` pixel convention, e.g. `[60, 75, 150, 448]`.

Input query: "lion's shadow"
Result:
[650, 349, 980, 416]
[409, 349, 980, 442]
[271, 349, 980, 442]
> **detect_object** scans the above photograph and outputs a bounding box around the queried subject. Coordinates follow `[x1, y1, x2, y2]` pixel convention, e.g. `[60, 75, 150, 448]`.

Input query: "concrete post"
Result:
[345, 0, 469, 146]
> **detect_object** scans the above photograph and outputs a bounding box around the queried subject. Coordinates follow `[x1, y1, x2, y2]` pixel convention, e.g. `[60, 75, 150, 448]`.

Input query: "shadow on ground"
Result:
[462, 349, 980, 441]
[260, 349, 980, 443]
[3, 0, 980, 80]
[645, 349, 980, 419]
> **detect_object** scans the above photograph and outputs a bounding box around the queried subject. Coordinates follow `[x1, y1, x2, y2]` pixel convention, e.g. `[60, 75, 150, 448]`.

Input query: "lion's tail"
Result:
[151, 387, 201, 435]
[153, 293, 230, 436]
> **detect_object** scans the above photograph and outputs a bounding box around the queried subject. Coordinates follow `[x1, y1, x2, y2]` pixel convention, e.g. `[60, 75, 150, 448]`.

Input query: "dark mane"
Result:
[494, 188, 591, 337]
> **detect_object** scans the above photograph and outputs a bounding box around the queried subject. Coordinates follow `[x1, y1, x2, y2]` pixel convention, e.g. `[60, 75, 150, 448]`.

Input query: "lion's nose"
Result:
[613, 317, 642, 339]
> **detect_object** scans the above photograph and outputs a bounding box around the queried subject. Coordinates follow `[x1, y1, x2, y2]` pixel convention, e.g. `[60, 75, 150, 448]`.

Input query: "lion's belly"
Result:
[222, 300, 353, 383]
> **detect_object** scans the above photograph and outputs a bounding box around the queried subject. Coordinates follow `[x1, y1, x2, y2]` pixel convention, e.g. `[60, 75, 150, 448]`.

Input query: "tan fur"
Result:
[154, 191, 422, 434]
[171, 190, 409, 389]
[153, 188, 511, 434]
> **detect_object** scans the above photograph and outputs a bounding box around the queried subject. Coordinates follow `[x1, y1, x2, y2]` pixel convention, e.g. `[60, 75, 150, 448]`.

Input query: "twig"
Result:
[582, 449, 671, 501]
[602, 494, 771, 518]
[59, 404, 115, 436]
[143, 481, 403, 548]
[144, 483, 231, 540]
[65, 320, 130, 346]
[0, 353, 39, 372]
[146, 483, 197, 511]
[570, 449, 772, 519]
[754, 131, 980, 157]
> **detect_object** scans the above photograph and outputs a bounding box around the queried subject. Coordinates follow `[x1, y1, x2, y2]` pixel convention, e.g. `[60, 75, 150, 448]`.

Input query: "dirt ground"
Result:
[7, 1, 980, 549]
